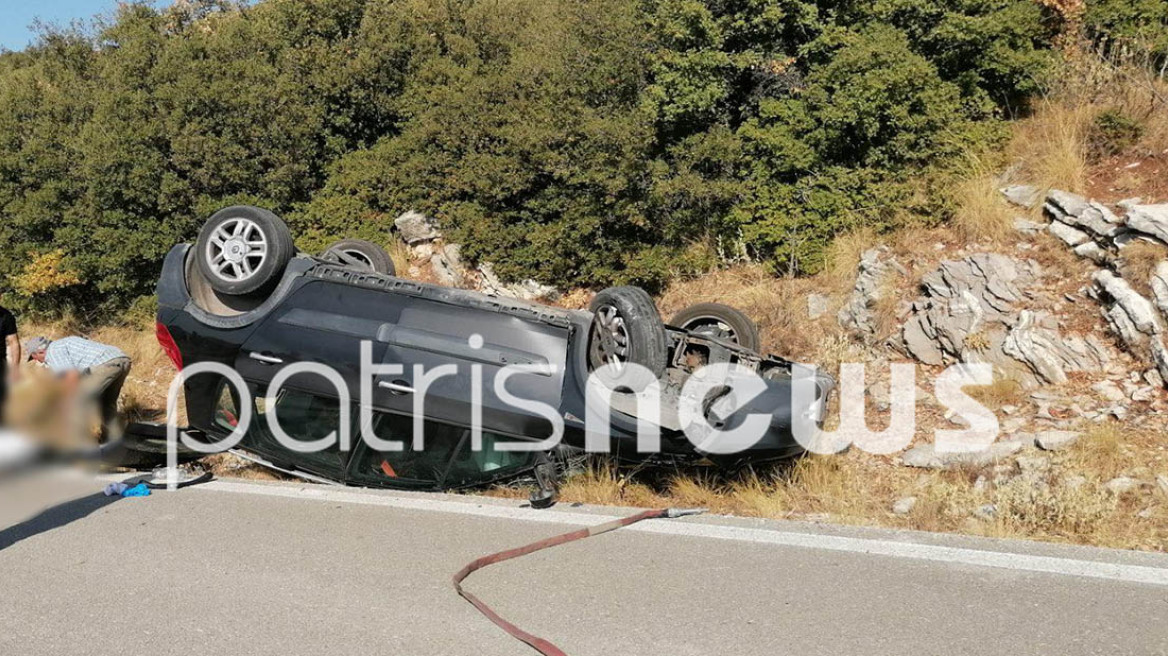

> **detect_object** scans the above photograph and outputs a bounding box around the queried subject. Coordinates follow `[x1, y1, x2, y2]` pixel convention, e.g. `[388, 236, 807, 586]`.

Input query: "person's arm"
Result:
[5, 333, 18, 382]
[60, 367, 80, 393]
[3, 313, 17, 383]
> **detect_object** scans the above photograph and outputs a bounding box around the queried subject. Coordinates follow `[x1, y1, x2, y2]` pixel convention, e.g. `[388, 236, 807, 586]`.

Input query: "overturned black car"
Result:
[145, 206, 833, 500]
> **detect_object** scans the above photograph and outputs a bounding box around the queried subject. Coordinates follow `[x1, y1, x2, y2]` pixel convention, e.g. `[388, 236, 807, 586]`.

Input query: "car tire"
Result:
[195, 206, 295, 296]
[588, 286, 668, 379]
[320, 239, 396, 275]
[669, 302, 762, 352]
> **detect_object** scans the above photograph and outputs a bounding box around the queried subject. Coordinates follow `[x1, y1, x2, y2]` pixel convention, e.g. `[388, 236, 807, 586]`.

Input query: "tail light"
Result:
[156, 321, 183, 371]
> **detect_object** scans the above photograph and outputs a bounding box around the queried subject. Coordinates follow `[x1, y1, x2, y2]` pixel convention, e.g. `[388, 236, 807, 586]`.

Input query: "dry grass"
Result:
[951, 155, 1017, 244]
[1008, 99, 1092, 194]
[657, 265, 851, 364]
[387, 239, 411, 276]
[1116, 239, 1168, 297]
[964, 375, 1026, 411]
[527, 421, 1167, 551]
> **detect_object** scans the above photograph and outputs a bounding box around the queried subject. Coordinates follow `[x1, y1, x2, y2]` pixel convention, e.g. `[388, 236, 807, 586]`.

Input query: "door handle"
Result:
[378, 380, 415, 395]
[249, 352, 284, 365]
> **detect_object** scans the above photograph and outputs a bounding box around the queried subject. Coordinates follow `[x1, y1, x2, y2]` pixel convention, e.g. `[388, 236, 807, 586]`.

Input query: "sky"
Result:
[0, 0, 171, 51]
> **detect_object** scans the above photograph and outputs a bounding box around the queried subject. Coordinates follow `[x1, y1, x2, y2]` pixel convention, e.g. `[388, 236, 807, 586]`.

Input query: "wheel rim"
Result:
[684, 316, 738, 344]
[206, 217, 268, 283]
[339, 248, 375, 271]
[590, 304, 630, 372]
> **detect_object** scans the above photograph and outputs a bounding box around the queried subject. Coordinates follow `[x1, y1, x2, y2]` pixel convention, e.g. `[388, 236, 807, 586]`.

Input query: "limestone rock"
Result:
[897, 255, 1108, 386]
[1046, 191, 1120, 237]
[1151, 262, 1168, 320]
[1125, 204, 1168, 243]
[1046, 189, 1090, 218]
[1047, 220, 1090, 247]
[838, 247, 904, 337]
[394, 210, 440, 244]
[478, 262, 560, 301]
[1013, 218, 1046, 235]
[430, 243, 466, 286]
[1001, 185, 1041, 208]
[1091, 380, 1126, 402]
[901, 440, 1023, 469]
[1105, 477, 1139, 495]
[1073, 241, 1109, 264]
[1094, 270, 1162, 337]
[807, 293, 830, 320]
[1035, 430, 1081, 451]
[892, 497, 917, 515]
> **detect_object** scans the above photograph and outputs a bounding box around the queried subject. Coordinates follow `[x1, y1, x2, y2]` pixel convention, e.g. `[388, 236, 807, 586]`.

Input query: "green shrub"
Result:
[1089, 108, 1145, 158]
[0, 0, 1159, 315]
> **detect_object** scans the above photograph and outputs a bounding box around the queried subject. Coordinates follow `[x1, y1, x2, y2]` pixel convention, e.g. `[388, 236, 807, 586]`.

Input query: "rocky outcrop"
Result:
[430, 243, 467, 286]
[1093, 270, 1161, 340]
[394, 210, 441, 244]
[1045, 190, 1121, 238]
[838, 247, 905, 338]
[478, 263, 561, 302]
[1125, 204, 1168, 243]
[896, 254, 1109, 386]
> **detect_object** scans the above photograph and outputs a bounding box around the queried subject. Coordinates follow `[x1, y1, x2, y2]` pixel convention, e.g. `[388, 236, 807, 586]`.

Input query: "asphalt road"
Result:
[1, 471, 1166, 656]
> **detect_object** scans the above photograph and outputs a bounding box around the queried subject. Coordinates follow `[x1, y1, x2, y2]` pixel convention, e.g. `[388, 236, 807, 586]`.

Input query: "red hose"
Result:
[452, 508, 702, 655]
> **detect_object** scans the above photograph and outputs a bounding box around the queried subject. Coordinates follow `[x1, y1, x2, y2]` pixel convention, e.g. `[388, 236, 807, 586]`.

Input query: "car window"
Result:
[351, 414, 533, 489]
[258, 389, 343, 445]
[444, 434, 534, 488]
[213, 382, 241, 431]
[352, 413, 465, 487]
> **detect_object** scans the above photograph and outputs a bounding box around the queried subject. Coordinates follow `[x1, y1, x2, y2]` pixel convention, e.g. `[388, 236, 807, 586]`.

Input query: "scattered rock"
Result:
[1094, 270, 1162, 339]
[1001, 185, 1041, 208]
[900, 440, 1023, 469]
[892, 497, 918, 515]
[1073, 241, 1109, 264]
[1157, 474, 1168, 496]
[1013, 218, 1046, 235]
[1125, 204, 1168, 243]
[1047, 220, 1091, 247]
[1016, 454, 1051, 477]
[1131, 386, 1155, 402]
[973, 504, 997, 521]
[1063, 475, 1088, 490]
[1151, 261, 1168, 320]
[478, 262, 561, 301]
[430, 243, 467, 286]
[1105, 477, 1140, 495]
[1045, 190, 1120, 237]
[394, 210, 440, 244]
[1035, 429, 1081, 451]
[807, 293, 830, 320]
[1091, 380, 1126, 403]
[838, 247, 905, 337]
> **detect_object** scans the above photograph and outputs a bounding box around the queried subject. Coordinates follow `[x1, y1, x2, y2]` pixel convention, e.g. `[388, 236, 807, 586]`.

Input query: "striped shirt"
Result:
[43, 337, 127, 375]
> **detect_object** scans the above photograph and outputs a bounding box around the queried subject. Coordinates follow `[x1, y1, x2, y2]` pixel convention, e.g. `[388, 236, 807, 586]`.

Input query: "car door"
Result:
[371, 298, 569, 441]
[232, 279, 408, 473]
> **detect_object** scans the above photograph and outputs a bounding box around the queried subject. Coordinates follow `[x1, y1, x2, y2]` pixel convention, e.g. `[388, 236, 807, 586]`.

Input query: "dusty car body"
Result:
[150, 208, 833, 493]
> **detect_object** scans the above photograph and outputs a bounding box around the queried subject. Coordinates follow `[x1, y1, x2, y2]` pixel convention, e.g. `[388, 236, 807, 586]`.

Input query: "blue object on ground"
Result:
[121, 482, 151, 497]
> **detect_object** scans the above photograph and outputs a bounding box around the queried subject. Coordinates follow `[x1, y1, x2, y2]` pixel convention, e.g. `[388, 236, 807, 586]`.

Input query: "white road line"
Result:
[200, 479, 1168, 587]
